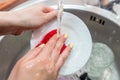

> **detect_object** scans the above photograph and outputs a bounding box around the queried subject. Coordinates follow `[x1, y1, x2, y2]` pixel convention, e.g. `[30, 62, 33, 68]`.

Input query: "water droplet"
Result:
[25, 62, 34, 69]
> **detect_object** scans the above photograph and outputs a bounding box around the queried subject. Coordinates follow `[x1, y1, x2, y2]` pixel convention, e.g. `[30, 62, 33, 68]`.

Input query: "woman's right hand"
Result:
[0, 4, 57, 35]
[8, 33, 73, 80]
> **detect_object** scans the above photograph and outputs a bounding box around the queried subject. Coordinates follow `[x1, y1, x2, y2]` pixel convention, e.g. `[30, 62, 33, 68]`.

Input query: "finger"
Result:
[20, 44, 45, 61]
[50, 33, 68, 63]
[55, 44, 73, 72]
[37, 34, 59, 59]
[42, 6, 54, 13]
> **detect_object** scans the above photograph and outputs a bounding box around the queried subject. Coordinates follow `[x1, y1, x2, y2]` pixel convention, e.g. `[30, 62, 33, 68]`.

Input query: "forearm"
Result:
[0, 11, 19, 35]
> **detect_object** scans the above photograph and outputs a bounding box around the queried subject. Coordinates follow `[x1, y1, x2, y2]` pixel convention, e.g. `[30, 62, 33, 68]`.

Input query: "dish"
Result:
[30, 12, 92, 75]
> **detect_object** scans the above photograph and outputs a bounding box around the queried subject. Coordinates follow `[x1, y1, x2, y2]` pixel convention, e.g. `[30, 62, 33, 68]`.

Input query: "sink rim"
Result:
[52, 5, 120, 27]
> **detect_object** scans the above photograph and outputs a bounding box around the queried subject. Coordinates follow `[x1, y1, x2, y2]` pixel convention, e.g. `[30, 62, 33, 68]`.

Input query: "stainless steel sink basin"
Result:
[64, 5, 120, 79]
[0, 2, 120, 80]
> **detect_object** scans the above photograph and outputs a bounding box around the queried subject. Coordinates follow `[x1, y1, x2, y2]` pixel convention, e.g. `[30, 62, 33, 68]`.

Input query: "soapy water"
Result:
[57, 42, 119, 80]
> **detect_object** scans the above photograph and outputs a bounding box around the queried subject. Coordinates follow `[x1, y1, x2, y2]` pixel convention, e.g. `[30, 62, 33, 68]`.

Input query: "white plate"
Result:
[31, 12, 92, 75]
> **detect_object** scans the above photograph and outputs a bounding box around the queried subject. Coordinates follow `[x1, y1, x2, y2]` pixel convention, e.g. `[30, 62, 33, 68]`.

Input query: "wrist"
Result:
[0, 11, 22, 35]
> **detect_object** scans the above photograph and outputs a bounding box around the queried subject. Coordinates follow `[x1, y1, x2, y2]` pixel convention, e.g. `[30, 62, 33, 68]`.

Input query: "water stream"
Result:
[57, 0, 64, 33]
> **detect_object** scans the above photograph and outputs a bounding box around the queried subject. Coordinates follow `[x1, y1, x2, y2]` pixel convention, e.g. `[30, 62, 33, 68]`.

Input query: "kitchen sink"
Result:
[0, 1, 120, 80]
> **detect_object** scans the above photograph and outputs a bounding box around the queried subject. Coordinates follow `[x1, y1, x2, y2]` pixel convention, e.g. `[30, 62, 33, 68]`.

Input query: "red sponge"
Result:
[35, 29, 67, 53]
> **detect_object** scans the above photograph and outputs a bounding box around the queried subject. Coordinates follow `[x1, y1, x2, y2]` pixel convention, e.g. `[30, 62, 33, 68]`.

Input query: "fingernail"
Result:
[69, 43, 74, 48]
[64, 33, 69, 38]
[39, 44, 45, 48]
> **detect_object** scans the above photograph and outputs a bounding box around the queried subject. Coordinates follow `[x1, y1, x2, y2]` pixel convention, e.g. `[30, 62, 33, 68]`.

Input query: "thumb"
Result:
[45, 10, 57, 22]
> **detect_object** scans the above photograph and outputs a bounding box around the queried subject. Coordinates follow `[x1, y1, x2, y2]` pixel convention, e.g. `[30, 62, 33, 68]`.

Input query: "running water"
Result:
[57, 0, 64, 34]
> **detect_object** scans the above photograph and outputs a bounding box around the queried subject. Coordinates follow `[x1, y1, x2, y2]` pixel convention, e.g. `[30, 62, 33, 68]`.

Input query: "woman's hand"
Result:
[13, 4, 57, 29]
[8, 33, 73, 80]
[0, 4, 57, 35]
